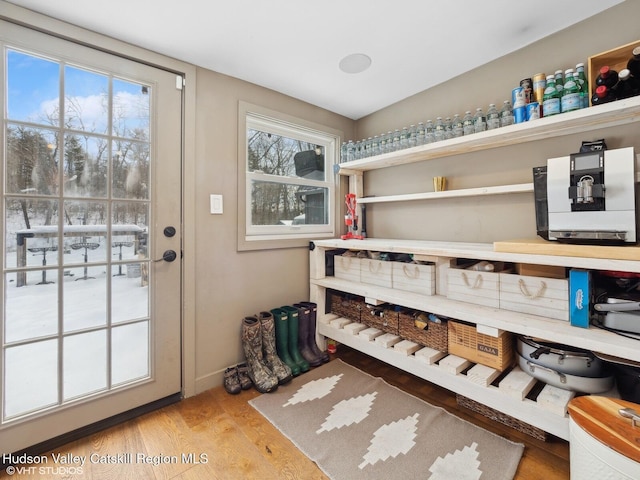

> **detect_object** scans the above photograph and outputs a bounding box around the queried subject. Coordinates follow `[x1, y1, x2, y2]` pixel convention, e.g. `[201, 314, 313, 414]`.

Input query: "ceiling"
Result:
[5, 0, 623, 119]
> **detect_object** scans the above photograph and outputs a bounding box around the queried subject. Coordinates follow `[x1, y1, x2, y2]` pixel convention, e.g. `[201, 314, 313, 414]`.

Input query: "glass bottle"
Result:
[462, 111, 474, 135]
[384, 131, 393, 153]
[340, 142, 347, 162]
[595, 66, 619, 89]
[591, 85, 616, 106]
[391, 129, 401, 151]
[554, 70, 565, 97]
[444, 117, 453, 139]
[627, 46, 640, 78]
[486, 104, 500, 130]
[542, 75, 561, 117]
[399, 127, 409, 149]
[424, 120, 435, 143]
[408, 125, 417, 147]
[614, 68, 640, 100]
[433, 117, 446, 142]
[371, 135, 380, 156]
[561, 69, 581, 113]
[473, 107, 486, 133]
[499, 100, 514, 127]
[415, 122, 426, 145]
[576, 63, 589, 109]
[346, 140, 355, 162]
[451, 114, 463, 137]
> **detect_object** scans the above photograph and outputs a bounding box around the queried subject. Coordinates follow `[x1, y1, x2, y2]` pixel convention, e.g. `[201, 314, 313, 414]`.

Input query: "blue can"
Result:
[526, 102, 540, 121]
[512, 86, 525, 108]
[514, 105, 527, 124]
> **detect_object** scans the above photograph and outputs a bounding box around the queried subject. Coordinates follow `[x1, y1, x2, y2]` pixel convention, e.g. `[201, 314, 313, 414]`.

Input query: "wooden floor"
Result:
[1, 346, 570, 479]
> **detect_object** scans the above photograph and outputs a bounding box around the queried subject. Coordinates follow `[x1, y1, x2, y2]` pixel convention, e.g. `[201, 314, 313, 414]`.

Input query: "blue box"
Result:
[569, 269, 590, 328]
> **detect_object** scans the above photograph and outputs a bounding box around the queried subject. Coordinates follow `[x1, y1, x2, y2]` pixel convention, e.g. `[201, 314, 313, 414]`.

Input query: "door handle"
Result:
[154, 250, 177, 262]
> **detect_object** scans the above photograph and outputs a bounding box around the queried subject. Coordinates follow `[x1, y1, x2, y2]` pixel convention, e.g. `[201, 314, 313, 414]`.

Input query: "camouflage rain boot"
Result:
[258, 311, 293, 385]
[241, 316, 278, 393]
[300, 301, 330, 363]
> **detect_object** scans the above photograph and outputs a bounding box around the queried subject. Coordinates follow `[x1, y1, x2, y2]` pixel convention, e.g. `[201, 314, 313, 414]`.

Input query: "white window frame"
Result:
[238, 102, 341, 251]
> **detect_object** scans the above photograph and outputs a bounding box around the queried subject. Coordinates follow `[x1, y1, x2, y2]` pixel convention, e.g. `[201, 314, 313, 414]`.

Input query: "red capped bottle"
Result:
[595, 66, 619, 89]
[591, 85, 616, 106]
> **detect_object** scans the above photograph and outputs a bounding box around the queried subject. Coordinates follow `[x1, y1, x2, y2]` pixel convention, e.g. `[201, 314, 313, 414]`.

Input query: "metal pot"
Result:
[517, 353, 614, 393]
[516, 335, 607, 377]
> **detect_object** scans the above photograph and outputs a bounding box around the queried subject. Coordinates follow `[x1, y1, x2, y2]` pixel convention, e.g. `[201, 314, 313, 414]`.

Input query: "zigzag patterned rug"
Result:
[249, 359, 524, 480]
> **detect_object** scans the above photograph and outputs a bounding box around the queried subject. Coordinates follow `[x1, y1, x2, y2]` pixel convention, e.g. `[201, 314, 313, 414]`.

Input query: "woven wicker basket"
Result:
[456, 394, 548, 441]
[361, 304, 399, 335]
[327, 290, 362, 323]
[398, 310, 448, 352]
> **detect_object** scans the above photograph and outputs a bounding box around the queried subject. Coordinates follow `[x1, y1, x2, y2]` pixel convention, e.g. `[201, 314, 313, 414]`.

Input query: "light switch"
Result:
[210, 194, 223, 214]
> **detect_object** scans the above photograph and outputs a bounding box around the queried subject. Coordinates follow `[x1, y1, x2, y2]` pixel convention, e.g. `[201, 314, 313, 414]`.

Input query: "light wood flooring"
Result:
[1, 346, 569, 479]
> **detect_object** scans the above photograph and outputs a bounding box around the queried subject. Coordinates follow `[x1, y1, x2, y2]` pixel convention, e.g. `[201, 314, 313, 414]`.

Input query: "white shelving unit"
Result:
[310, 98, 640, 440]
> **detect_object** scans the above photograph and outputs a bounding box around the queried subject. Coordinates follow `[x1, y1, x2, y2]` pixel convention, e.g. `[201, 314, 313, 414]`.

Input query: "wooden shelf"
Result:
[319, 320, 570, 440]
[337, 96, 640, 174]
[358, 183, 533, 204]
[312, 238, 640, 272]
[313, 276, 640, 364]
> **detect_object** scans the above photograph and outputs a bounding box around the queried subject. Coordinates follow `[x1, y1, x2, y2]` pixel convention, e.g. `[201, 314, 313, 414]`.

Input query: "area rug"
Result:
[249, 359, 524, 480]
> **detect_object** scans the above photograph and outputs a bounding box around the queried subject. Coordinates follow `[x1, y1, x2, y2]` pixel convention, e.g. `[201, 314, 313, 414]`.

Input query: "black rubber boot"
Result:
[300, 301, 330, 363]
[293, 303, 323, 367]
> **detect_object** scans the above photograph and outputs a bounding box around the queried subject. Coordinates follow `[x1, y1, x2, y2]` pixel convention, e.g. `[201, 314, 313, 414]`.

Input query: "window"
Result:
[238, 102, 340, 250]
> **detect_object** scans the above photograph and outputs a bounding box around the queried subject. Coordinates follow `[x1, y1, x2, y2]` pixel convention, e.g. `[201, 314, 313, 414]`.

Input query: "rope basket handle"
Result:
[518, 279, 547, 299]
[339, 256, 352, 269]
[369, 260, 382, 274]
[461, 271, 482, 289]
[402, 265, 420, 279]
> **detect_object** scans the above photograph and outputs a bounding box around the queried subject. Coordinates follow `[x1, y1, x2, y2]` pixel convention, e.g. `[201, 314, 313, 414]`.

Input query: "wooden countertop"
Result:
[493, 238, 640, 261]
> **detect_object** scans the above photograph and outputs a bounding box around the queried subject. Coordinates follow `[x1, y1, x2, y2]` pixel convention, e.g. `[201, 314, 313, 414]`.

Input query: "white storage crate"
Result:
[392, 262, 435, 295]
[334, 255, 361, 283]
[447, 267, 500, 308]
[360, 258, 393, 288]
[499, 273, 569, 321]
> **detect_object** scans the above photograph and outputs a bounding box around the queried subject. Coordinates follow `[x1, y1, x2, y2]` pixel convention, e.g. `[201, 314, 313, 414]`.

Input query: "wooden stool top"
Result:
[568, 396, 640, 463]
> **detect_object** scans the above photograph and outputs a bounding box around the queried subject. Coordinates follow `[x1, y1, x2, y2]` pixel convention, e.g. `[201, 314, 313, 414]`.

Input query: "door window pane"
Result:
[5, 125, 59, 196]
[63, 133, 109, 198]
[6, 50, 59, 124]
[63, 266, 107, 332]
[64, 331, 107, 400]
[4, 272, 58, 343]
[112, 321, 149, 385]
[64, 65, 109, 134]
[4, 340, 58, 419]
[112, 141, 150, 200]
[112, 78, 150, 140]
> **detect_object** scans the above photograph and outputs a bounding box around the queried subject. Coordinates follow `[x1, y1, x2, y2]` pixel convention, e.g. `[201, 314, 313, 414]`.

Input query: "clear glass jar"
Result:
[462, 111, 474, 136]
[408, 124, 417, 148]
[400, 127, 409, 149]
[425, 120, 435, 143]
[434, 117, 445, 142]
[415, 122, 426, 145]
[451, 114, 463, 138]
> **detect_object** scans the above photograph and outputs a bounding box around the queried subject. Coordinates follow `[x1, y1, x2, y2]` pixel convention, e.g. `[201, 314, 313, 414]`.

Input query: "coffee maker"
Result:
[545, 146, 637, 243]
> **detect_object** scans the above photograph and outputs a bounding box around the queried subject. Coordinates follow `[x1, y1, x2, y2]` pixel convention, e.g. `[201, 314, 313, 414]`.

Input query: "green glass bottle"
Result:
[576, 63, 589, 108]
[542, 75, 561, 117]
[561, 69, 581, 113]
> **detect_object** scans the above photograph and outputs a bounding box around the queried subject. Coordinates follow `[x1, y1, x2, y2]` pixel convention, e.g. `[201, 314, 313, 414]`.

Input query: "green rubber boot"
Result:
[281, 305, 310, 373]
[270, 308, 301, 376]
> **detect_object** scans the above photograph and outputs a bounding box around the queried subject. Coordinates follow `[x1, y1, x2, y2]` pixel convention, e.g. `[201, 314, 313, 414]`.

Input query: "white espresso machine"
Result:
[546, 146, 637, 243]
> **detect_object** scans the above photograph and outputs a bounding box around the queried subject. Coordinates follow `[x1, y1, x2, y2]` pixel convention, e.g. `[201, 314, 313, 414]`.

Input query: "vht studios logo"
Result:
[478, 343, 498, 356]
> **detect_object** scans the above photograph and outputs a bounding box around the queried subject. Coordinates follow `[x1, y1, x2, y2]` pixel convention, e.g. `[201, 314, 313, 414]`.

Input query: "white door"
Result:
[0, 21, 182, 454]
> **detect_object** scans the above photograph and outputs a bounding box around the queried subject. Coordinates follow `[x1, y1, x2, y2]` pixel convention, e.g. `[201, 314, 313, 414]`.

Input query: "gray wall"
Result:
[355, 1, 640, 243]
